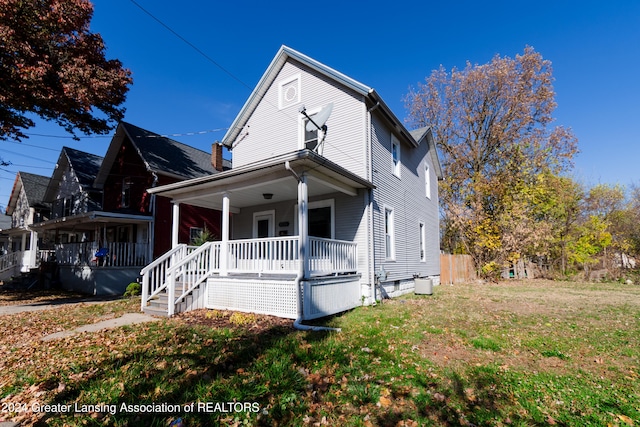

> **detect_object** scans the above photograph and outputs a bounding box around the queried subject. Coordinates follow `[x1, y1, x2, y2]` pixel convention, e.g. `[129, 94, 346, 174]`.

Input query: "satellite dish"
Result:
[304, 103, 333, 132]
[299, 103, 334, 154]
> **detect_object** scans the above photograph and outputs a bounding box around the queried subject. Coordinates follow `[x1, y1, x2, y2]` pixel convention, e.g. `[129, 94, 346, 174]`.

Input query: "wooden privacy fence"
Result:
[440, 254, 476, 284]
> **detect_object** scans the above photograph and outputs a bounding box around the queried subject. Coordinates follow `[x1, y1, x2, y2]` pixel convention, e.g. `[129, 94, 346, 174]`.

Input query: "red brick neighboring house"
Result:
[30, 122, 227, 295]
[95, 122, 226, 259]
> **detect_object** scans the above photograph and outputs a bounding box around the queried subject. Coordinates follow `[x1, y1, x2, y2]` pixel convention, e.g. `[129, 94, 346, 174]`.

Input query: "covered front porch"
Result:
[30, 211, 153, 295]
[142, 149, 374, 319]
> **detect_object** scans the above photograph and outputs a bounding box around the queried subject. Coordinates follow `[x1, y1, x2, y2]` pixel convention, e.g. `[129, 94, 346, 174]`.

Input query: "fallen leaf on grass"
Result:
[617, 414, 634, 425]
[377, 395, 392, 407]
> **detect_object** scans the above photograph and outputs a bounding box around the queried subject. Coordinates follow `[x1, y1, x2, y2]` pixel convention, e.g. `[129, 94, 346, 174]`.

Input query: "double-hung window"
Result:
[425, 162, 431, 199]
[384, 206, 395, 260]
[391, 136, 401, 178]
[122, 177, 132, 208]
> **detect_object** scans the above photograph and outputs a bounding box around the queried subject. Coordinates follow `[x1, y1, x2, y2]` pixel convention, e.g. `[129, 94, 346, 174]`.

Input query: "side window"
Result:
[304, 115, 320, 151]
[122, 177, 132, 208]
[391, 135, 401, 178]
[384, 206, 395, 260]
[425, 162, 431, 199]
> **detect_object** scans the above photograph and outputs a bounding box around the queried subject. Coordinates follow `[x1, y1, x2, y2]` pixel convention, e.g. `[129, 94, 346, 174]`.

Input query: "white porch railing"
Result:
[0, 251, 21, 273]
[308, 237, 358, 276]
[55, 242, 150, 267]
[140, 236, 358, 316]
[227, 236, 300, 274]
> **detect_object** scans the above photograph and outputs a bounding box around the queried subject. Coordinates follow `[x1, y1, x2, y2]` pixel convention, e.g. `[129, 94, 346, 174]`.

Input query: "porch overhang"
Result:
[30, 211, 153, 232]
[146, 149, 375, 211]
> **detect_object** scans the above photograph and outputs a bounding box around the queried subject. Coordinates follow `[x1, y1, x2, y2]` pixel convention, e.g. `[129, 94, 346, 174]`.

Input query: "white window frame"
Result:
[253, 210, 275, 238]
[384, 205, 395, 261]
[391, 135, 401, 178]
[425, 162, 431, 199]
[419, 221, 426, 262]
[299, 106, 326, 151]
[122, 176, 132, 208]
[189, 227, 204, 243]
[278, 73, 301, 109]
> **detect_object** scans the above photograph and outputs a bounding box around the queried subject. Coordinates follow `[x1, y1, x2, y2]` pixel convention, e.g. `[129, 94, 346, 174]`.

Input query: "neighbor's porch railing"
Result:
[140, 236, 358, 315]
[0, 251, 21, 273]
[55, 242, 151, 267]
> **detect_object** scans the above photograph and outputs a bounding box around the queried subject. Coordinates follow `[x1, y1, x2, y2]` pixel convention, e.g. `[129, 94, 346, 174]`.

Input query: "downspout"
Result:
[285, 161, 341, 332]
[367, 102, 377, 305]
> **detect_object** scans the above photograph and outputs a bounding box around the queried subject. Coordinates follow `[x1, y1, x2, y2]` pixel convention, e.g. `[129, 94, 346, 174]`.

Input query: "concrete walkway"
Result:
[0, 297, 162, 340]
[41, 312, 161, 341]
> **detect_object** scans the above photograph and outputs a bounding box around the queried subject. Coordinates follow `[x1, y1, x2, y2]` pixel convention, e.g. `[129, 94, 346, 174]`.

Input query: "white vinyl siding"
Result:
[370, 114, 440, 282]
[231, 61, 367, 179]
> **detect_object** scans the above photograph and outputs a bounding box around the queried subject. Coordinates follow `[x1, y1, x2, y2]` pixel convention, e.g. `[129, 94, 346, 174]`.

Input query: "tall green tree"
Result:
[0, 0, 132, 141]
[404, 47, 578, 276]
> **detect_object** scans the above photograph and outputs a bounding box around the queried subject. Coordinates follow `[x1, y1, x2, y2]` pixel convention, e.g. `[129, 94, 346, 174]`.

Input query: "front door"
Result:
[253, 211, 275, 238]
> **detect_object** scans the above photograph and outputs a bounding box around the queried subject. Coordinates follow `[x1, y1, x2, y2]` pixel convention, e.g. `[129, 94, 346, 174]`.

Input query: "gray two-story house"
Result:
[140, 45, 443, 320]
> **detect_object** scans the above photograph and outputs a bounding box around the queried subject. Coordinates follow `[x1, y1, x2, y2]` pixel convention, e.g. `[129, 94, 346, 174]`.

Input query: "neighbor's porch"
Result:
[29, 211, 154, 295]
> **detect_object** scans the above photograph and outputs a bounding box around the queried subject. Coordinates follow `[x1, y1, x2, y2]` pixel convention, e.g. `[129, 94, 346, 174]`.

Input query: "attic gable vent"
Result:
[279, 74, 300, 109]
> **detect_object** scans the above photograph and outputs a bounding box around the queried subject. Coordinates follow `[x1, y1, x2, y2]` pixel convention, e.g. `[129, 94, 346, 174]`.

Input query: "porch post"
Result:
[298, 174, 309, 279]
[28, 230, 38, 268]
[171, 202, 180, 248]
[220, 192, 229, 276]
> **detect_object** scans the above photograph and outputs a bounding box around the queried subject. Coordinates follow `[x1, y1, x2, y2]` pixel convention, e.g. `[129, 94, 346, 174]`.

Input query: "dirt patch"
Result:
[175, 309, 294, 335]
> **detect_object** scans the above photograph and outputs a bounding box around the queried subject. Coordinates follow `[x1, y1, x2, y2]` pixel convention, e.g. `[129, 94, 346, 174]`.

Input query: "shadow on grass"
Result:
[41, 321, 303, 426]
[0, 287, 112, 305]
[406, 366, 567, 427]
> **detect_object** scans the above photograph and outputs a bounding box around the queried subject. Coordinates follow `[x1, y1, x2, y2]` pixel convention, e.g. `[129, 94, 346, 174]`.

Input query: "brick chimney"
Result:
[211, 142, 224, 172]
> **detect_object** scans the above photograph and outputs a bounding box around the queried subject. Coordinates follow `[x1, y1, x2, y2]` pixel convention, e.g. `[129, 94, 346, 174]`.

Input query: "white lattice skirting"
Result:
[205, 275, 363, 320]
[206, 278, 299, 319]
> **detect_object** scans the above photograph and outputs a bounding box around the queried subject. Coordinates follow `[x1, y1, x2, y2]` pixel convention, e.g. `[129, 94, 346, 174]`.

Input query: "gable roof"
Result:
[221, 45, 424, 150]
[43, 147, 103, 203]
[95, 122, 218, 188]
[410, 127, 444, 180]
[6, 171, 50, 215]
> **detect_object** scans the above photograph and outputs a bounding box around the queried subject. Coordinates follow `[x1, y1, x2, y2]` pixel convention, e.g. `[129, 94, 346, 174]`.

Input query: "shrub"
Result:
[123, 282, 141, 297]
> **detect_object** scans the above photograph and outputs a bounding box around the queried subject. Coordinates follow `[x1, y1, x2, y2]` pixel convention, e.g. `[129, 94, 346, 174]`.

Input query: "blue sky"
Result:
[2, 0, 639, 206]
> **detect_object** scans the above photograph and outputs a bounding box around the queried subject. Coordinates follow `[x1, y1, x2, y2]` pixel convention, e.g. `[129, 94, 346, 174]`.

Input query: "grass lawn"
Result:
[1, 279, 639, 426]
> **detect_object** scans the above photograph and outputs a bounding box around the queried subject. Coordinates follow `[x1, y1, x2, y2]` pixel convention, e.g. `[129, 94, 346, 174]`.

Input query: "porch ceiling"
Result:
[147, 149, 375, 211]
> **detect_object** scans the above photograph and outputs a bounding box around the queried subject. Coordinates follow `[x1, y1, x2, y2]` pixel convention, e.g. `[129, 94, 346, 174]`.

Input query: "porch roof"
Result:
[29, 211, 153, 232]
[147, 149, 375, 211]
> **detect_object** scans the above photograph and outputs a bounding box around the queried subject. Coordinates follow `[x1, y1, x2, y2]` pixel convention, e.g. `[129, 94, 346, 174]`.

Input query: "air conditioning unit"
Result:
[414, 278, 433, 295]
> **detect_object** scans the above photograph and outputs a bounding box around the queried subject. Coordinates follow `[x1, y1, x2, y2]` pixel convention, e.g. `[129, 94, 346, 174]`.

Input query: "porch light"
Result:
[263, 193, 273, 200]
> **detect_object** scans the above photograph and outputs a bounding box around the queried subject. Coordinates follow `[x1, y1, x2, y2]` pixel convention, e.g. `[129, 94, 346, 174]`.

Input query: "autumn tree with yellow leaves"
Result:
[405, 47, 579, 277]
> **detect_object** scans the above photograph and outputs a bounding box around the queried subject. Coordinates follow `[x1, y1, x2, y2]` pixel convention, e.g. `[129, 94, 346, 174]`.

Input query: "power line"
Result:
[0, 148, 56, 164]
[23, 133, 112, 140]
[129, 0, 253, 92]
[7, 141, 65, 151]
